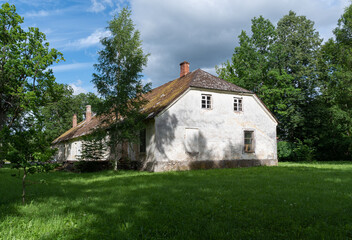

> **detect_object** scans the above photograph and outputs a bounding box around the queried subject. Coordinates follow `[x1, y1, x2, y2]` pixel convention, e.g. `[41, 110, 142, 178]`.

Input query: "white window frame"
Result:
[244, 130, 255, 153]
[201, 94, 212, 109]
[234, 97, 243, 112]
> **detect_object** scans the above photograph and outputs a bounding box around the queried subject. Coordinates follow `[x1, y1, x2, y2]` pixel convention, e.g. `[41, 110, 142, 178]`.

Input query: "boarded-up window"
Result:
[244, 131, 255, 153]
[185, 128, 199, 153]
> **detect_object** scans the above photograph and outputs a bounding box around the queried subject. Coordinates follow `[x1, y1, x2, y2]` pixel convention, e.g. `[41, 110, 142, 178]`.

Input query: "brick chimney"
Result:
[72, 114, 77, 128]
[86, 105, 92, 122]
[180, 61, 190, 77]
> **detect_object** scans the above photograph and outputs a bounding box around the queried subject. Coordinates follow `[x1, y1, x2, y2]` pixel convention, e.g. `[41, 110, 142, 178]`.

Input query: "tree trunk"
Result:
[22, 167, 27, 204]
[114, 158, 118, 171]
[112, 142, 122, 171]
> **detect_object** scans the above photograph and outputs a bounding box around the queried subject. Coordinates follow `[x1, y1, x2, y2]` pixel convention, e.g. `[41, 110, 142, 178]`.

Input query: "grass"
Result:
[1, 162, 352, 239]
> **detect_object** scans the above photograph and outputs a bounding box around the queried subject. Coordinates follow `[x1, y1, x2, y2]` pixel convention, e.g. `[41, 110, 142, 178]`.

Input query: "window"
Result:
[244, 131, 254, 153]
[234, 97, 243, 112]
[201, 94, 212, 109]
[139, 129, 146, 153]
[185, 128, 199, 153]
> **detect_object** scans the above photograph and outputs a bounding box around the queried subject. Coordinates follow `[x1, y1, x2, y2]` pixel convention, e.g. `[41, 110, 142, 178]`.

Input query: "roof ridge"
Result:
[189, 68, 252, 93]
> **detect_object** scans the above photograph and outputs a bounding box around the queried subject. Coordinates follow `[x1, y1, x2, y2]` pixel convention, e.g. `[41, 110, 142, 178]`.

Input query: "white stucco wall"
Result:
[53, 88, 277, 172]
[152, 88, 277, 166]
[53, 140, 83, 162]
[54, 138, 110, 162]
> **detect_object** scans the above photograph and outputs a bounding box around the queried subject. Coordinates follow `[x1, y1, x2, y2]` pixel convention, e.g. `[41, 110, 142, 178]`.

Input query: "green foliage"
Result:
[41, 85, 102, 142]
[0, 3, 64, 203]
[292, 139, 316, 162]
[92, 8, 150, 170]
[2, 163, 352, 238]
[0, 3, 64, 131]
[217, 13, 321, 141]
[316, 3, 352, 161]
[217, 8, 352, 161]
[78, 133, 107, 162]
[277, 141, 294, 161]
[278, 140, 315, 162]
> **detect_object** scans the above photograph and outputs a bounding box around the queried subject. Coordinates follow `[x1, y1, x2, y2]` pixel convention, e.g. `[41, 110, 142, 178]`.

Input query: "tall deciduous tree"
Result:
[0, 3, 63, 203]
[0, 3, 63, 131]
[92, 8, 150, 170]
[217, 11, 322, 146]
[317, 3, 352, 160]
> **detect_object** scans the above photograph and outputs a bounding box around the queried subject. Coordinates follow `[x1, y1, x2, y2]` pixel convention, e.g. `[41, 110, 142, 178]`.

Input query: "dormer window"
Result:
[201, 94, 212, 109]
[234, 97, 243, 112]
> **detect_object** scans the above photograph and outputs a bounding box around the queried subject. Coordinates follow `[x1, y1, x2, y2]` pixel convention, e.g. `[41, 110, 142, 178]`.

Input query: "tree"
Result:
[317, 3, 352, 160]
[41, 86, 102, 142]
[0, 3, 63, 203]
[217, 12, 322, 144]
[0, 3, 63, 131]
[92, 8, 150, 170]
[1, 109, 55, 204]
[78, 134, 107, 162]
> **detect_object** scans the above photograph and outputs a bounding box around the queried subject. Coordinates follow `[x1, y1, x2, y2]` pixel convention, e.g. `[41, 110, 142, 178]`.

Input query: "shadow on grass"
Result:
[1, 163, 352, 239]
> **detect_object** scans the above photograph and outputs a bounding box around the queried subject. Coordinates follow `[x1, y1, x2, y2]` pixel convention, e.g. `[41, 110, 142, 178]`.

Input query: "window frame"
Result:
[201, 94, 212, 109]
[185, 128, 200, 154]
[243, 130, 255, 153]
[234, 97, 243, 112]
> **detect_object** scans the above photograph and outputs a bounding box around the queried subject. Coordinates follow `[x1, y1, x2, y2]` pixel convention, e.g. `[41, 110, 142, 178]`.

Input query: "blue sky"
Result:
[3, 0, 350, 94]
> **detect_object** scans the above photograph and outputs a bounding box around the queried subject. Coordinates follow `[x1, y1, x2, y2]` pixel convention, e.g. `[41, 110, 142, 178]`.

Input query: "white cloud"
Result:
[67, 29, 111, 49]
[51, 63, 93, 72]
[128, 0, 349, 87]
[89, 0, 113, 13]
[141, 77, 152, 86]
[23, 10, 50, 17]
[201, 67, 217, 76]
[23, 8, 68, 18]
[69, 80, 88, 95]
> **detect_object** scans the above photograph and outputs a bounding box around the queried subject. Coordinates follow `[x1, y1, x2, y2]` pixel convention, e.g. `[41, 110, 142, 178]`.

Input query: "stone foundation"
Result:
[142, 159, 278, 172]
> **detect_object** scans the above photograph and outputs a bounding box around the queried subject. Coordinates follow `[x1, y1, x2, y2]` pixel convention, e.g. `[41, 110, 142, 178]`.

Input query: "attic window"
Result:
[234, 97, 243, 112]
[201, 94, 212, 109]
[244, 130, 255, 153]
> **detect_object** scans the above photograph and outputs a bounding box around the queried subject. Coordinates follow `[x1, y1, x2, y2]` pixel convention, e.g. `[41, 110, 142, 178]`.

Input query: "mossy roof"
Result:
[52, 69, 252, 144]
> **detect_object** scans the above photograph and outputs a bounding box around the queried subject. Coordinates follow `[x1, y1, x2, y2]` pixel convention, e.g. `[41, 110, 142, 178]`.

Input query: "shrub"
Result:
[293, 139, 315, 162]
[73, 161, 112, 173]
[278, 140, 316, 162]
[278, 141, 294, 161]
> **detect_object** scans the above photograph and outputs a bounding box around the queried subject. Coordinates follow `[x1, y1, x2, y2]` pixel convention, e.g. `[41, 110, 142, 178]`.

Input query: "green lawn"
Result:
[1, 162, 352, 239]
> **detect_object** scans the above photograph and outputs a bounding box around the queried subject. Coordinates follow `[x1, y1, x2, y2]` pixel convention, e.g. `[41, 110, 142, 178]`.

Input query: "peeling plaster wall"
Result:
[53, 140, 83, 162]
[150, 89, 277, 171]
[53, 88, 277, 172]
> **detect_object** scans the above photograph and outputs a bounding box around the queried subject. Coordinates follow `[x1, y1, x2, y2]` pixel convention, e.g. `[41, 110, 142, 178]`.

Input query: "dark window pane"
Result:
[245, 132, 252, 138]
[244, 131, 254, 152]
[140, 129, 146, 153]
